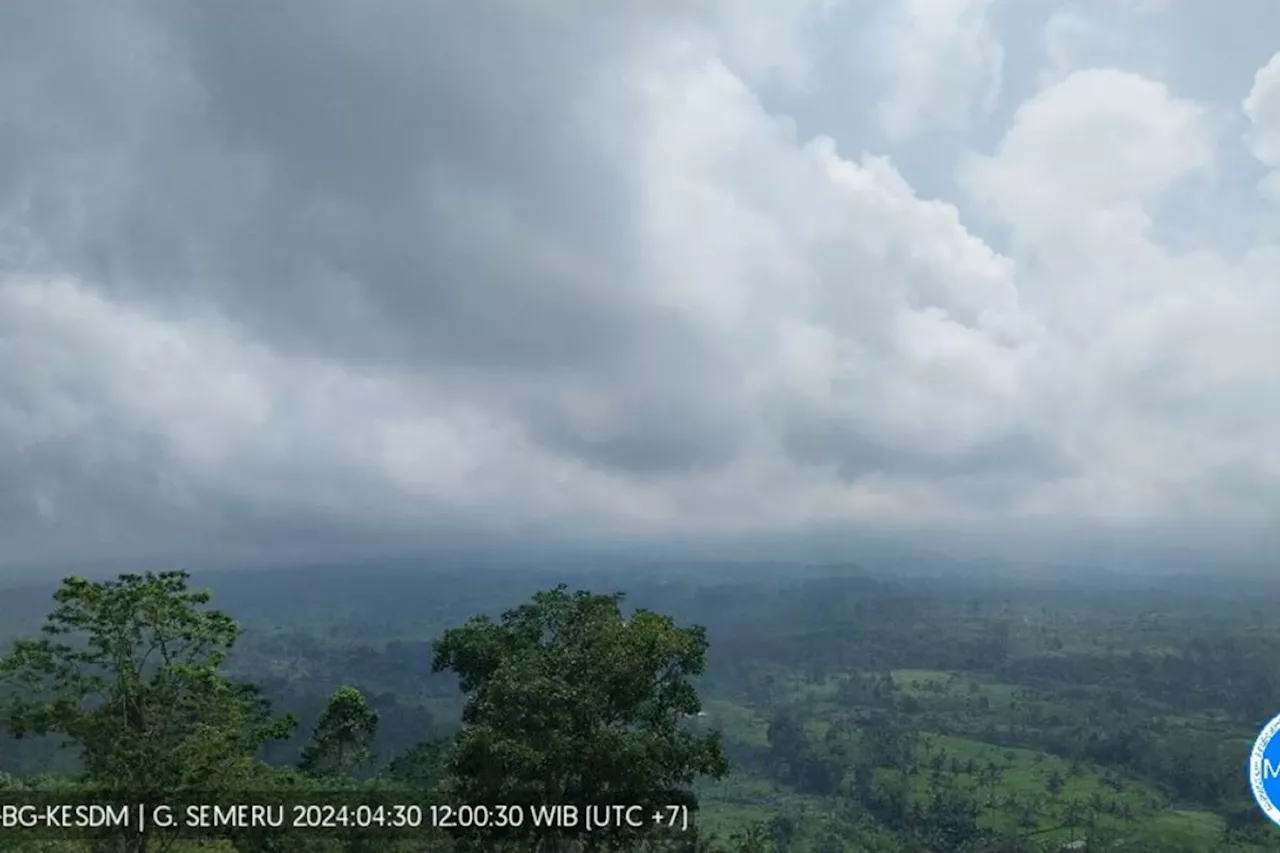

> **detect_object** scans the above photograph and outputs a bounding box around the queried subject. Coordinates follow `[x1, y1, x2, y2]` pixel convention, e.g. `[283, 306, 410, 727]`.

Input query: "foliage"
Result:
[299, 686, 379, 779]
[387, 737, 450, 790]
[0, 572, 295, 852]
[431, 584, 729, 848]
[3, 565, 1280, 852]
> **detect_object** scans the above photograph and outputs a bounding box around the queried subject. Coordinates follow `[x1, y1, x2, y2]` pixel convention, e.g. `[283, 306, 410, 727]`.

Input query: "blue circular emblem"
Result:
[1250, 713, 1280, 826]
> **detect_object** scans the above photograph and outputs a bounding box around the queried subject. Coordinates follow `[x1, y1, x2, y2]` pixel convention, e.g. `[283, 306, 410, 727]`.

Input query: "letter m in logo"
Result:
[1265, 759, 1280, 780]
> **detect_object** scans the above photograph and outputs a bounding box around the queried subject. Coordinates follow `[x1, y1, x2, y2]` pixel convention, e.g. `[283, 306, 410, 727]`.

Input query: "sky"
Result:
[1, 0, 1279, 572]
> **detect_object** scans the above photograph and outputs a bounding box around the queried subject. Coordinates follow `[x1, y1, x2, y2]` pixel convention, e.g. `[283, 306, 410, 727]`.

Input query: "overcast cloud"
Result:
[1, 0, 1278, 571]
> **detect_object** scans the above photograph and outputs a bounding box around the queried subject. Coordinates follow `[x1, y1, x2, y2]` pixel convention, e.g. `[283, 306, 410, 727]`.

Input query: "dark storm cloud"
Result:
[5, 1, 641, 364]
[0, 0, 753, 479]
[177, 0, 651, 366]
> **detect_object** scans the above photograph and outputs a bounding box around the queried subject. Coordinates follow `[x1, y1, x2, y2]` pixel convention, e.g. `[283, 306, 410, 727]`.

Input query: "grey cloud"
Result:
[521, 345, 749, 477]
[6, 1, 646, 367]
[1, 0, 1278, 569]
[781, 406, 1067, 504]
[2, 1, 751, 474]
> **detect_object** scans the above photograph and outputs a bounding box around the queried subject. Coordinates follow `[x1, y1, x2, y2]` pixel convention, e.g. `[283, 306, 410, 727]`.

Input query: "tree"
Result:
[724, 822, 769, 853]
[389, 738, 451, 791]
[915, 787, 983, 851]
[1045, 768, 1065, 799]
[431, 585, 729, 849]
[767, 814, 797, 849]
[766, 711, 823, 789]
[982, 760, 1003, 806]
[300, 686, 379, 779]
[0, 571, 295, 852]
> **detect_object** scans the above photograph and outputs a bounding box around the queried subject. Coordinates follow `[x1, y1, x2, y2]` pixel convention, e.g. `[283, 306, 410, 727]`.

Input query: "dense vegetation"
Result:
[1, 560, 1278, 852]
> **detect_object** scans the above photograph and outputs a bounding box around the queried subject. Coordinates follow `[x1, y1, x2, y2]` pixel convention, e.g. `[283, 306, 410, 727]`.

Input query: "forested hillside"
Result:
[1, 563, 1279, 852]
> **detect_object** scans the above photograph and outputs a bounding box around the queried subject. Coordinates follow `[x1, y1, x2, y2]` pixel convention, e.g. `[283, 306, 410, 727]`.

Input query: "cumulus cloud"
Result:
[0, 0, 1277, 570]
[960, 59, 1279, 532]
[961, 69, 1215, 247]
[870, 0, 1004, 142]
[1245, 52, 1280, 200]
[1039, 0, 1173, 87]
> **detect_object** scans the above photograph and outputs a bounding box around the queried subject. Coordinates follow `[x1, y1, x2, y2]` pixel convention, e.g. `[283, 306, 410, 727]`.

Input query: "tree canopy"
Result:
[431, 584, 729, 847]
[0, 572, 295, 794]
[300, 685, 380, 779]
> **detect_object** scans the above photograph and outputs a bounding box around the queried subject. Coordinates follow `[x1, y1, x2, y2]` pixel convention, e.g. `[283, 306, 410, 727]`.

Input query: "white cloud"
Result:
[625, 45, 1037, 473]
[696, 0, 840, 91]
[960, 69, 1215, 248]
[872, 0, 1004, 142]
[1245, 52, 1280, 200]
[1039, 1, 1172, 86]
[956, 63, 1279, 529]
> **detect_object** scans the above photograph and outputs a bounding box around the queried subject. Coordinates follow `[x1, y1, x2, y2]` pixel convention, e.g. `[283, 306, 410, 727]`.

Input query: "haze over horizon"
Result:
[2, 1, 1279, 574]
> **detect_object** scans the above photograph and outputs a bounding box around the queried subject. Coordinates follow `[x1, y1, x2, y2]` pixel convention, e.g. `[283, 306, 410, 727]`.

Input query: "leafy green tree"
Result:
[767, 814, 797, 849]
[1045, 768, 1065, 798]
[981, 759, 1003, 806]
[431, 584, 729, 849]
[388, 738, 451, 791]
[914, 787, 983, 851]
[0, 572, 295, 852]
[767, 710, 838, 792]
[299, 686, 379, 779]
[724, 822, 769, 853]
